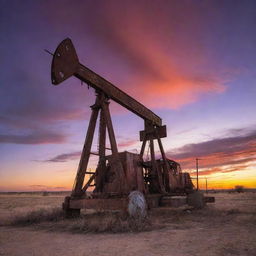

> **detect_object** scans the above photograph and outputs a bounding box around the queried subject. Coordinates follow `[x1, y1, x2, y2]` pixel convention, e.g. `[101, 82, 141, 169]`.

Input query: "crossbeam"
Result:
[51, 38, 162, 126]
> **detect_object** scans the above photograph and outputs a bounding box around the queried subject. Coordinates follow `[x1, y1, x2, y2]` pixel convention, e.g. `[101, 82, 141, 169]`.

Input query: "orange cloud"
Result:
[45, 1, 230, 110]
[101, 9, 227, 109]
[167, 128, 256, 188]
[118, 139, 137, 148]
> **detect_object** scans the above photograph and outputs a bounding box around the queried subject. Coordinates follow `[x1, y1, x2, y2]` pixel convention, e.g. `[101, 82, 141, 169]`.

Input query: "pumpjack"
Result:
[50, 38, 207, 217]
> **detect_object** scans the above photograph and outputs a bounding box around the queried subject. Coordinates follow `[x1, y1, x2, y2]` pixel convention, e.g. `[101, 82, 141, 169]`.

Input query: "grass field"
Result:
[0, 192, 256, 256]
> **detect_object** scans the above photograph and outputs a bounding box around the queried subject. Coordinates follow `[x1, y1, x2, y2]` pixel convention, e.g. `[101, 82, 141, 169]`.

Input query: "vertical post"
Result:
[139, 137, 147, 159]
[102, 101, 118, 156]
[102, 98, 127, 193]
[72, 99, 100, 197]
[149, 139, 156, 171]
[205, 178, 208, 194]
[156, 134, 169, 191]
[196, 158, 199, 191]
[98, 109, 106, 159]
[149, 138, 164, 193]
[149, 138, 157, 192]
[95, 108, 106, 192]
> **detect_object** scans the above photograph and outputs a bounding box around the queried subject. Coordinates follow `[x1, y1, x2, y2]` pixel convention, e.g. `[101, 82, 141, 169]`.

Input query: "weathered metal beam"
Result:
[140, 125, 167, 141]
[156, 130, 170, 191]
[75, 65, 162, 126]
[71, 100, 100, 197]
[94, 107, 107, 192]
[67, 194, 162, 210]
[149, 138, 165, 193]
[139, 137, 147, 159]
[51, 38, 162, 126]
[82, 173, 96, 192]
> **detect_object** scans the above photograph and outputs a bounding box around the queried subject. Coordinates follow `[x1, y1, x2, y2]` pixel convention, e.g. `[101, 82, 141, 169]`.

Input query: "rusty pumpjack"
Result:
[50, 38, 197, 217]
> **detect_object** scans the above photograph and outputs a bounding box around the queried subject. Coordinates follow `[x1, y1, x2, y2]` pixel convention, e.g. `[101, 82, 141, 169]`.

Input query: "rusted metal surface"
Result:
[94, 109, 107, 193]
[101, 98, 128, 194]
[117, 152, 145, 193]
[72, 100, 100, 197]
[149, 138, 165, 193]
[156, 129, 170, 191]
[71, 92, 128, 197]
[68, 194, 162, 211]
[51, 38, 79, 85]
[139, 125, 167, 141]
[139, 137, 147, 159]
[82, 173, 96, 192]
[51, 38, 162, 126]
[160, 196, 187, 207]
[98, 152, 143, 195]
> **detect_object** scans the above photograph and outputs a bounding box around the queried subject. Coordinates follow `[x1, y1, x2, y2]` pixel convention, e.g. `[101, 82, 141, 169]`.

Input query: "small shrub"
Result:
[42, 191, 49, 196]
[234, 185, 244, 193]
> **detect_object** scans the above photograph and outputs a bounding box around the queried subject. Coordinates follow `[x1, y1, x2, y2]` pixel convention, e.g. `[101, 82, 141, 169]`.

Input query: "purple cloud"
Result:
[168, 129, 256, 160]
[167, 128, 256, 172]
[45, 151, 81, 162]
[0, 129, 67, 144]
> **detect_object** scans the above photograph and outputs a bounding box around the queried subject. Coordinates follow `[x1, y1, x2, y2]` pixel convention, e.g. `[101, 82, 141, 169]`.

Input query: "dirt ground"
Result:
[0, 192, 256, 256]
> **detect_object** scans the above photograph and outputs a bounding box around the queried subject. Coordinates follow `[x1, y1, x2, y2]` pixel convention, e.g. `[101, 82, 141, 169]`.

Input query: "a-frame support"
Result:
[71, 93, 127, 197]
[139, 122, 170, 193]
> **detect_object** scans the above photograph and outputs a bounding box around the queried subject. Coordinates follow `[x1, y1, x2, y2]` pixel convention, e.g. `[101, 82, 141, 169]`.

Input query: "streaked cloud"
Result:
[0, 129, 67, 144]
[118, 139, 137, 148]
[168, 127, 256, 175]
[45, 151, 81, 162]
[30, 185, 67, 190]
[169, 129, 256, 159]
[44, 138, 138, 162]
[32, 0, 236, 115]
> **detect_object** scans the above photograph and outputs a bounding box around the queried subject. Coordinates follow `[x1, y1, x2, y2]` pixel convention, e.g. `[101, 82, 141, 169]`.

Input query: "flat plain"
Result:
[0, 192, 255, 256]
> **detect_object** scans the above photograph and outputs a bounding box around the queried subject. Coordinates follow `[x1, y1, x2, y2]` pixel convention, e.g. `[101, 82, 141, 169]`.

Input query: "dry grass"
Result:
[1, 192, 256, 234]
[4, 206, 152, 233]
[54, 212, 152, 233]
[8, 207, 64, 226]
[1, 192, 256, 256]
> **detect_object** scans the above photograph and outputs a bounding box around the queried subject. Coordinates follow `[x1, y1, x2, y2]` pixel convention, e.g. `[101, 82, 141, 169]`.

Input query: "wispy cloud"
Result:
[39, 1, 236, 111]
[45, 151, 81, 162]
[30, 185, 67, 190]
[0, 129, 67, 144]
[167, 128, 256, 175]
[0, 67, 91, 130]
[118, 139, 137, 148]
[75, 1, 229, 109]
[44, 138, 138, 162]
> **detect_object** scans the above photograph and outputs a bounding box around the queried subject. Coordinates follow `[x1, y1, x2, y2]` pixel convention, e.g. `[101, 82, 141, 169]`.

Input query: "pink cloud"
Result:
[167, 128, 256, 176]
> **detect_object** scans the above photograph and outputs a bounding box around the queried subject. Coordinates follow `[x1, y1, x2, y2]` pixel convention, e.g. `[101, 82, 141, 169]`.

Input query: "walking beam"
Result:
[51, 38, 162, 127]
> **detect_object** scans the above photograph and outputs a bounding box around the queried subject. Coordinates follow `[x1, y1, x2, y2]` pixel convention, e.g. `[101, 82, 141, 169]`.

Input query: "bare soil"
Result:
[0, 192, 256, 256]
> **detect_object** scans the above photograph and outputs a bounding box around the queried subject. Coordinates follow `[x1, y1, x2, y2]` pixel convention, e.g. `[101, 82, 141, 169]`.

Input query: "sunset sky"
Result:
[0, 0, 255, 191]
